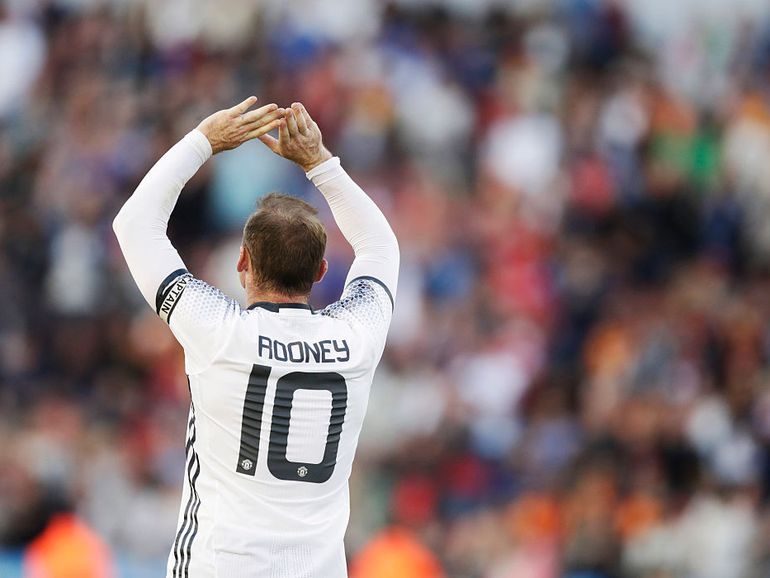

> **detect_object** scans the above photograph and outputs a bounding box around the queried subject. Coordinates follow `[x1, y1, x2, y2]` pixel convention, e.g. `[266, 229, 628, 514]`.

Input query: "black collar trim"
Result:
[247, 302, 313, 312]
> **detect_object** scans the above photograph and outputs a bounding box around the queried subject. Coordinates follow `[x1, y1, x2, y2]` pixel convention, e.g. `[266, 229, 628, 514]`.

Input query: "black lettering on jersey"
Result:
[267, 371, 347, 483]
[287, 341, 304, 363]
[333, 340, 350, 362]
[258, 336, 272, 360]
[258, 336, 350, 364]
[274, 341, 288, 362]
[319, 340, 332, 362]
[304, 341, 321, 363]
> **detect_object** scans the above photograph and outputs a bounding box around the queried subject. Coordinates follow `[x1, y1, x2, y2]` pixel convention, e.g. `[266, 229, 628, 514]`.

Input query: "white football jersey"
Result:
[158, 269, 394, 578]
[112, 131, 399, 577]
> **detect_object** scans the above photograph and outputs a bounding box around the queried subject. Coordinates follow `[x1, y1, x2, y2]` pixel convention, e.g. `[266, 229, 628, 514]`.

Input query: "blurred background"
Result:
[3, 0, 770, 576]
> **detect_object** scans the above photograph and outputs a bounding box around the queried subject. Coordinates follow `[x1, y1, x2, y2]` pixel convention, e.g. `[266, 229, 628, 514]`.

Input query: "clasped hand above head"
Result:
[196, 97, 333, 172]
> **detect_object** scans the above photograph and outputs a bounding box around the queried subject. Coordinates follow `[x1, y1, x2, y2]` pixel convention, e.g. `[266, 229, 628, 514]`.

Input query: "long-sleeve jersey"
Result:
[113, 129, 399, 578]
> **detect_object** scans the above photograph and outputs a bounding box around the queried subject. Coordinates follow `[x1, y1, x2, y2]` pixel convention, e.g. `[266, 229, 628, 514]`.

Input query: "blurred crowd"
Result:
[3, 0, 770, 576]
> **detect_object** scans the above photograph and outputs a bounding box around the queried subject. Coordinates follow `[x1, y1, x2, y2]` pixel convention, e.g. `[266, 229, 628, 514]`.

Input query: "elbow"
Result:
[112, 201, 141, 243]
[384, 225, 400, 259]
[389, 227, 399, 253]
[112, 202, 169, 249]
[112, 206, 129, 240]
[387, 236, 400, 268]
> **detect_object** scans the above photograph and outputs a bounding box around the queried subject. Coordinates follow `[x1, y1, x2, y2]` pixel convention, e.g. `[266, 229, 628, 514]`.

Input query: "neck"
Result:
[246, 287, 309, 307]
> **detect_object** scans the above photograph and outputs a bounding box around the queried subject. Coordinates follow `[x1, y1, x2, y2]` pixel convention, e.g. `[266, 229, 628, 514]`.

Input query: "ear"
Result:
[315, 258, 328, 283]
[237, 246, 250, 289]
[237, 245, 250, 273]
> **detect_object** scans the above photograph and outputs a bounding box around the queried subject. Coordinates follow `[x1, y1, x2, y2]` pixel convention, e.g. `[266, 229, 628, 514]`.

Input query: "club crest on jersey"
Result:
[297, 466, 308, 478]
[240, 459, 254, 471]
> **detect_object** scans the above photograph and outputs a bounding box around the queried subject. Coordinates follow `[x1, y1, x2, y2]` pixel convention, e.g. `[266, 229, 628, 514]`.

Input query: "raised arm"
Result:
[259, 103, 399, 302]
[113, 97, 284, 308]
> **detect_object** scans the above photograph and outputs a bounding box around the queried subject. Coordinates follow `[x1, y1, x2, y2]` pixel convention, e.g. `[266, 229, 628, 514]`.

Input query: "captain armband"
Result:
[156, 268, 193, 323]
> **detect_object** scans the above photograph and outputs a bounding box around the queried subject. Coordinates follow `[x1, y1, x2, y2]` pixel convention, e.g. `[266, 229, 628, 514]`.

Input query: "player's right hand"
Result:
[196, 97, 285, 155]
[258, 103, 333, 172]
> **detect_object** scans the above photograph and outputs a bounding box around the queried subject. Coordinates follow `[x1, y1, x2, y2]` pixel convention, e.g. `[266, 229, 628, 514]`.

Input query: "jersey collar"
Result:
[247, 302, 313, 313]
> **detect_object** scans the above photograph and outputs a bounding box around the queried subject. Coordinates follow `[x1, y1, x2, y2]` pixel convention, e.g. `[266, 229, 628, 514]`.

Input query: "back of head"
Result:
[242, 193, 327, 297]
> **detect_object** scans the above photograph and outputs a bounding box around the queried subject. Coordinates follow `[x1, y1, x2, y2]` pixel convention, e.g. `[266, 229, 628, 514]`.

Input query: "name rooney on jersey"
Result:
[258, 335, 350, 363]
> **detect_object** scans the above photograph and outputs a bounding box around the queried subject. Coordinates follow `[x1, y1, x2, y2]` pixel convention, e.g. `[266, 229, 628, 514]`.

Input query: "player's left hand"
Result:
[196, 97, 285, 155]
[258, 103, 333, 172]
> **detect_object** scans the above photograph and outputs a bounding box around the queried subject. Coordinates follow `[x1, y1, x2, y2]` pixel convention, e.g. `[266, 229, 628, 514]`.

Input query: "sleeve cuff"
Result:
[306, 156, 342, 185]
[186, 129, 213, 163]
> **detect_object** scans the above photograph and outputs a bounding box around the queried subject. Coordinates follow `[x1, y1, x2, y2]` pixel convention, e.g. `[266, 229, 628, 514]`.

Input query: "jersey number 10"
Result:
[235, 364, 348, 484]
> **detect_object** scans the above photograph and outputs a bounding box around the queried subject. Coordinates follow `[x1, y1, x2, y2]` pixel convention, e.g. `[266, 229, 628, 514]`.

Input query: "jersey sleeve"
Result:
[113, 130, 240, 374]
[320, 276, 394, 352]
[113, 130, 212, 309]
[307, 158, 399, 302]
[157, 268, 241, 374]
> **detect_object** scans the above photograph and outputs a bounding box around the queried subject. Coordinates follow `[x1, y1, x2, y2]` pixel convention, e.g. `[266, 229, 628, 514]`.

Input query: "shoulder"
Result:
[320, 276, 394, 337]
[156, 268, 241, 327]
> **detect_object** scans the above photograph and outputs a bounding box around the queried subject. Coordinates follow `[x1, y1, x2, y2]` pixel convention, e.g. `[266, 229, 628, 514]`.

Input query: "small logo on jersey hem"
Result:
[297, 466, 308, 478]
[240, 459, 254, 471]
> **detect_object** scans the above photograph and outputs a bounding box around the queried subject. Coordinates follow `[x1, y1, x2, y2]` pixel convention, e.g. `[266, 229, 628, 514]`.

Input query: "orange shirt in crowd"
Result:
[24, 514, 114, 578]
[350, 527, 444, 578]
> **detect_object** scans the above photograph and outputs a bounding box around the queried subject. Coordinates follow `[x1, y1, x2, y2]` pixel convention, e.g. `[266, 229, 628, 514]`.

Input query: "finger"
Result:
[240, 104, 281, 125]
[278, 118, 290, 143]
[285, 109, 300, 138]
[229, 95, 258, 116]
[242, 108, 284, 133]
[245, 119, 283, 141]
[296, 103, 316, 131]
[258, 133, 280, 152]
[292, 103, 309, 134]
